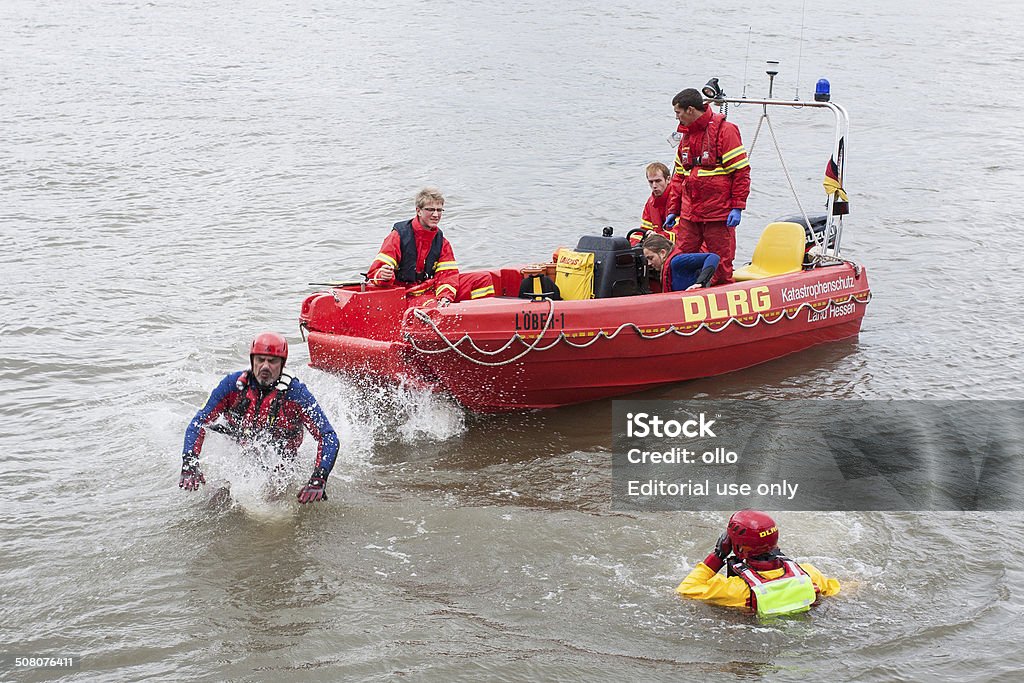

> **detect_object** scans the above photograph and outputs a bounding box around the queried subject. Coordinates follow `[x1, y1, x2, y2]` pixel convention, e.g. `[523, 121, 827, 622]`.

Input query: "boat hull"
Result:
[301, 264, 870, 412]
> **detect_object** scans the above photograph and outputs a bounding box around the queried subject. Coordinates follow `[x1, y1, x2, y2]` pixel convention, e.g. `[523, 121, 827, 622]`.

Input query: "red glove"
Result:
[298, 468, 329, 504]
[703, 532, 732, 573]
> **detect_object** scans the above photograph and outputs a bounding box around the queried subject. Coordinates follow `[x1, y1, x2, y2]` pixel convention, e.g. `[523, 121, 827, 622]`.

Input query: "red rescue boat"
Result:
[300, 91, 871, 412]
[300, 260, 869, 412]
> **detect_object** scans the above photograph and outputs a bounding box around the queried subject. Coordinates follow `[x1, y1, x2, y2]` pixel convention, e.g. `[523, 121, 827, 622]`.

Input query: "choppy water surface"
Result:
[2, 0, 1023, 681]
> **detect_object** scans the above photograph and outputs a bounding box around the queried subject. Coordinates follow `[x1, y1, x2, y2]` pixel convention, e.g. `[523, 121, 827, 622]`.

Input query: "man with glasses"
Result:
[367, 187, 495, 305]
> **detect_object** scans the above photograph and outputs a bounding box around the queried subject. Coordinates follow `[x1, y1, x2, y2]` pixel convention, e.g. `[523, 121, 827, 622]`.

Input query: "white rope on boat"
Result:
[806, 251, 863, 275]
[410, 297, 557, 364]
[404, 292, 871, 367]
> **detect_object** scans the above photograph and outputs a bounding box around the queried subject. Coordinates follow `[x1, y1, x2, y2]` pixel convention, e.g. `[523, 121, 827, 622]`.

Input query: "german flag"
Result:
[823, 141, 848, 201]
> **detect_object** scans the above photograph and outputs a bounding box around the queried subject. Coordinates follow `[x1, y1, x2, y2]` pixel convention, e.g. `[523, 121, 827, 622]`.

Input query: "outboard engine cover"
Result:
[575, 234, 642, 298]
[774, 213, 837, 250]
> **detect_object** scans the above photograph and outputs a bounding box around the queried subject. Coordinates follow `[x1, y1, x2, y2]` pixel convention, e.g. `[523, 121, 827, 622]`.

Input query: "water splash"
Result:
[302, 369, 467, 449]
[198, 440, 301, 521]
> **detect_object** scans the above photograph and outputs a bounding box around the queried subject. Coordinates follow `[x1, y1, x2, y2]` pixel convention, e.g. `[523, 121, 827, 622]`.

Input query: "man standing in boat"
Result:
[631, 162, 678, 246]
[663, 88, 751, 285]
[178, 332, 339, 504]
[367, 188, 495, 306]
[676, 510, 840, 616]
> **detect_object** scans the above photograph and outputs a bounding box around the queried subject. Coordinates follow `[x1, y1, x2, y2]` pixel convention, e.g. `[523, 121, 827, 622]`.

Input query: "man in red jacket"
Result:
[632, 162, 678, 245]
[367, 188, 495, 305]
[663, 89, 751, 285]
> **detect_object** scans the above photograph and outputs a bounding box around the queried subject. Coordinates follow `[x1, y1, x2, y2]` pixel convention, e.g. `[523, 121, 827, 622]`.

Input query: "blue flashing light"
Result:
[814, 78, 831, 102]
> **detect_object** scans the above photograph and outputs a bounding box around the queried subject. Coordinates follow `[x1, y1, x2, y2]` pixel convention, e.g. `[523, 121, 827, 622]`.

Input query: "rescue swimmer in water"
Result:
[676, 509, 840, 616]
[178, 332, 340, 504]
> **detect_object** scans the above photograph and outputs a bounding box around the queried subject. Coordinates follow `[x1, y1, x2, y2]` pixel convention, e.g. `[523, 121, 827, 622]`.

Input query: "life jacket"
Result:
[729, 556, 817, 617]
[679, 112, 727, 174]
[222, 371, 301, 445]
[393, 219, 444, 283]
[518, 273, 561, 300]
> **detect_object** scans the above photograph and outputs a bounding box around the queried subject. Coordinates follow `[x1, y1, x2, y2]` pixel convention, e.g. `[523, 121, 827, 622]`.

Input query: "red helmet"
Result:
[727, 509, 779, 559]
[250, 332, 288, 363]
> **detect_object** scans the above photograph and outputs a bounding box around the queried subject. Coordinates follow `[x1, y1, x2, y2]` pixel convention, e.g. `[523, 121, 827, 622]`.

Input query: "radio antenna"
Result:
[795, 0, 807, 99]
[741, 26, 752, 99]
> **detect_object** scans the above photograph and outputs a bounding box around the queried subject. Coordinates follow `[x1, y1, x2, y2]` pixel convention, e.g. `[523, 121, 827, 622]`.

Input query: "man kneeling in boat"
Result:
[677, 510, 840, 617]
[642, 234, 718, 293]
[367, 187, 495, 306]
[178, 332, 339, 504]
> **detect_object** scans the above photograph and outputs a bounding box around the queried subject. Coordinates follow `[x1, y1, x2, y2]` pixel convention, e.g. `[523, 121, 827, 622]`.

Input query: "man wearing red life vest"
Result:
[663, 88, 751, 285]
[676, 510, 840, 616]
[179, 332, 339, 504]
[631, 162, 678, 246]
[367, 188, 495, 306]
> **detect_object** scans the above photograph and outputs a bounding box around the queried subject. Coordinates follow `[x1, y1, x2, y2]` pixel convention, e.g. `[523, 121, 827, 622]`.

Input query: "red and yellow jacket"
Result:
[666, 107, 751, 222]
[638, 190, 676, 241]
[368, 216, 460, 300]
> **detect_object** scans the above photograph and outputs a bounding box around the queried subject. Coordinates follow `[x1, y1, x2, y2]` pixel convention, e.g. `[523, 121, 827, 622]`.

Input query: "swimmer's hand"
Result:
[179, 454, 205, 491]
[298, 468, 329, 504]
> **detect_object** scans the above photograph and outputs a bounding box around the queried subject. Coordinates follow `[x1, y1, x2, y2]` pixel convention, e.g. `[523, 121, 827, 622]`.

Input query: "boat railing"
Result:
[709, 95, 850, 263]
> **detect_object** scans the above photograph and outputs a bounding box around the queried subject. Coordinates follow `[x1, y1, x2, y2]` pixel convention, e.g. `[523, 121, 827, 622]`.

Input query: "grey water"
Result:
[2, 0, 1023, 681]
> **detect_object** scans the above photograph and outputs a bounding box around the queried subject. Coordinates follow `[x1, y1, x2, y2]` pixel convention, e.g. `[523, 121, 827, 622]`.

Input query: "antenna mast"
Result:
[741, 26, 752, 99]
[795, 0, 807, 99]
